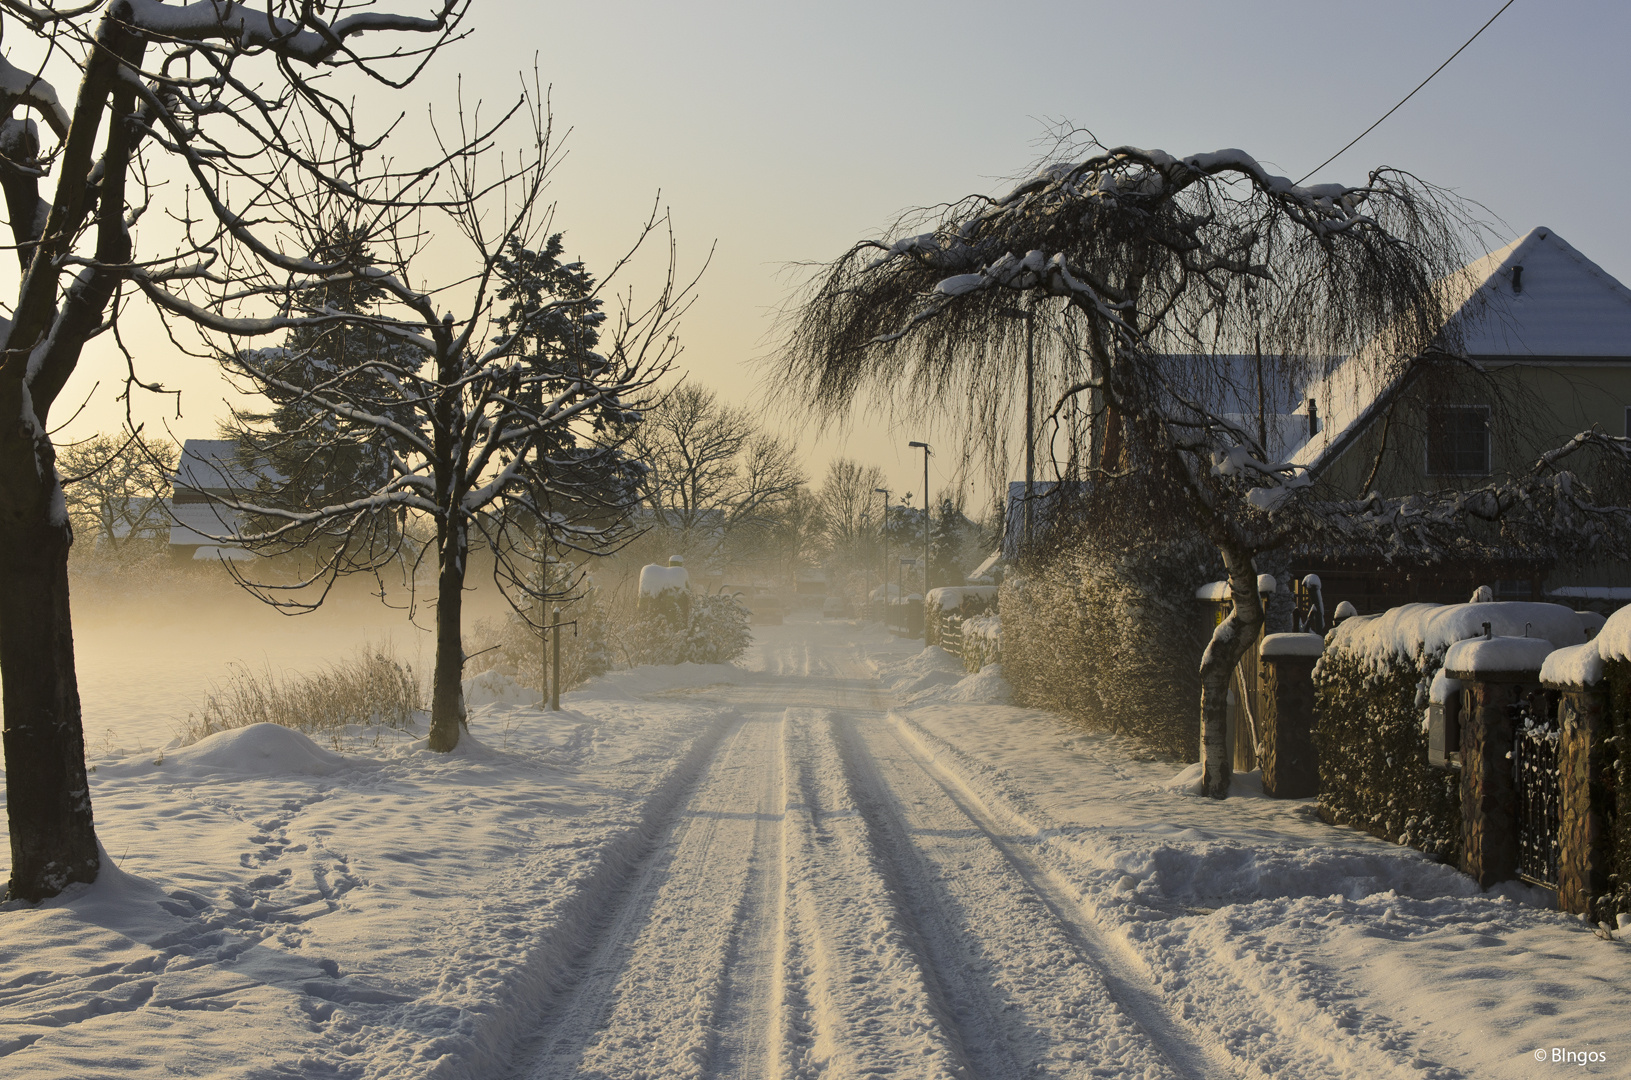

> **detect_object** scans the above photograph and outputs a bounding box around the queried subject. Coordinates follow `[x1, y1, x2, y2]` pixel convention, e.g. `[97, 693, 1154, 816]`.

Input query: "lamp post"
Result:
[873, 486, 890, 616]
[999, 306, 1036, 552]
[908, 440, 930, 597]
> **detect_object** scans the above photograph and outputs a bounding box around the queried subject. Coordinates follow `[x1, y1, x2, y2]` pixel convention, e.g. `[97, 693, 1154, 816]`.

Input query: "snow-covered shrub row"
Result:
[961, 614, 1001, 673]
[1313, 600, 1587, 862]
[999, 535, 1218, 759]
[1311, 648, 1462, 861]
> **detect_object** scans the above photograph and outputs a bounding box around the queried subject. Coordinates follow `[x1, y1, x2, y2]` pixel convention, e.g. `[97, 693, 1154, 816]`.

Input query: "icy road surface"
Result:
[2, 615, 1627, 1078]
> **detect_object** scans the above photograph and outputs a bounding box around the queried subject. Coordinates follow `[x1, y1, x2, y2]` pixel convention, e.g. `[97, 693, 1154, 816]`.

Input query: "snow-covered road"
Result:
[3, 615, 1628, 1078]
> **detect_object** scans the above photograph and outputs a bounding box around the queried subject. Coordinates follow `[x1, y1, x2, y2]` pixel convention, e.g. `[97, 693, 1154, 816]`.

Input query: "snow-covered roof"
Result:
[174, 439, 263, 494]
[1286, 227, 1631, 474]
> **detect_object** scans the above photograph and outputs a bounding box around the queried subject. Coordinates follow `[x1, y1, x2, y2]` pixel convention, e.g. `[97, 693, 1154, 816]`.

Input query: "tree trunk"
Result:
[1198, 545, 1265, 799]
[427, 520, 468, 751]
[0, 403, 98, 900]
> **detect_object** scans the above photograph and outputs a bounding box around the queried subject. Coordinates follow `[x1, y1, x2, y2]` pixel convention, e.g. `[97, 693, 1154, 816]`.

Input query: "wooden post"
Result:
[550, 607, 561, 712]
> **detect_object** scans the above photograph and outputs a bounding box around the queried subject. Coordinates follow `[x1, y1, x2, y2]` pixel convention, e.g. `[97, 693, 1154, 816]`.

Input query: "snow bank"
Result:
[465, 668, 542, 709]
[898, 663, 1014, 707]
[1326, 601, 1586, 674]
[638, 563, 690, 598]
[166, 722, 354, 776]
[923, 586, 999, 612]
[570, 660, 748, 701]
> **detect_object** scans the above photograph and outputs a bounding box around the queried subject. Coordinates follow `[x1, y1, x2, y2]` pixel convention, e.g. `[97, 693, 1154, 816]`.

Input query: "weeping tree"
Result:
[0, 0, 465, 901]
[776, 138, 1482, 798]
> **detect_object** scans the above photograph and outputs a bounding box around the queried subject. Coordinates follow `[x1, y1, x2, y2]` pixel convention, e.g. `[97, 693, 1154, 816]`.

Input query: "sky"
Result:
[49, 0, 1631, 512]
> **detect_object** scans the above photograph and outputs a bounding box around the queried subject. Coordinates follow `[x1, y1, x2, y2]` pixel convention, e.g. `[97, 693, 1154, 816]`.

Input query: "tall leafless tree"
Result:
[626, 380, 804, 560]
[0, 0, 466, 901]
[776, 136, 1484, 798]
[185, 92, 693, 755]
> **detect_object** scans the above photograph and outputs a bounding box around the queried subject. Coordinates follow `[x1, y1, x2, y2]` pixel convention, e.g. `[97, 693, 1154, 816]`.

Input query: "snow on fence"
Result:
[1312, 598, 1590, 867]
[924, 586, 999, 659]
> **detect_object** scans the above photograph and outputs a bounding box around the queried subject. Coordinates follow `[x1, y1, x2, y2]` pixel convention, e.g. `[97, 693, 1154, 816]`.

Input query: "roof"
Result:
[1286, 227, 1631, 474]
[174, 439, 264, 494]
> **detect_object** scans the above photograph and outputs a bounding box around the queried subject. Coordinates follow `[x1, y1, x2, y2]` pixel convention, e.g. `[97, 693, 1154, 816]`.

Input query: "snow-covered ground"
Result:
[2, 615, 1627, 1077]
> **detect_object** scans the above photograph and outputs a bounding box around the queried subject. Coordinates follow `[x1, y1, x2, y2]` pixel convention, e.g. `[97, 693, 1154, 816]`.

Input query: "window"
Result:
[1425, 405, 1490, 476]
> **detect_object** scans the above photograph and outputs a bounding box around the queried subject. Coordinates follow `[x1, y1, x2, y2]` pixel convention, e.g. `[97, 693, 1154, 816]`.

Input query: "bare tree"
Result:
[627, 381, 804, 560]
[0, 1, 465, 900]
[192, 97, 691, 755]
[58, 430, 177, 549]
[814, 457, 885, 556]
[776, 136, 1482, 798]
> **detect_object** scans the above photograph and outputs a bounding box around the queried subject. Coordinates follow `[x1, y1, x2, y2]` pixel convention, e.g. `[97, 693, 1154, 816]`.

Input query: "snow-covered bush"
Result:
[185, 644, 421, 750]
[468, 588, 617, 696]
[681, 592, 752, 665]
[999, 534, 1218, 759]
[618, 591, 751, 668]
[924, 586, 998, 649]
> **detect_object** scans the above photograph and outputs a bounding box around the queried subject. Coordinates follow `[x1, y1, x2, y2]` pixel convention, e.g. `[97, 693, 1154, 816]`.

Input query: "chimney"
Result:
[1512, 264, 1523, 294]
[1307, 397, 1319, 438]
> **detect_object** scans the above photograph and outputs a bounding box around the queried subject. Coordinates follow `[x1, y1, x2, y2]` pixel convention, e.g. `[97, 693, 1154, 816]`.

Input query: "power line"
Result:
[1297, 0, 1517, 185]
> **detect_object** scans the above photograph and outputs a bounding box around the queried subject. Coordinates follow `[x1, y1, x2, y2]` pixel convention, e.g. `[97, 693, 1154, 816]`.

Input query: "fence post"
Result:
[1445, 636, 1551, 890]
[550, 607, 561, 712]
[1551, 680, 1611, 917]
[1259, 633, 1323, 798]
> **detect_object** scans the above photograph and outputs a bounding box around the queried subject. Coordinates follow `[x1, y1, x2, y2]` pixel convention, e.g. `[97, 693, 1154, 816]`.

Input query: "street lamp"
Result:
[998, 306, 1036, 552]
[908, 440, 930, 598]
[873, 486, 890, 615]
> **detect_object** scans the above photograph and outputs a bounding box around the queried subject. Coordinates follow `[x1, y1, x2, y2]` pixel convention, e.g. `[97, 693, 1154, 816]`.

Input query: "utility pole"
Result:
[908, 441, 930, 597]
[873, 486, 890, 616]
[1000, 307, 1036, 552]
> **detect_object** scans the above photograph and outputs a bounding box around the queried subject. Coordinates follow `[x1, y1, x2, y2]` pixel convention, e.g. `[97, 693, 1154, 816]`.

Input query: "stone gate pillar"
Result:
[1445, 636, 1552, 890]
[1259, 632, 1323, 798]
[1541, 642, 1613, 917]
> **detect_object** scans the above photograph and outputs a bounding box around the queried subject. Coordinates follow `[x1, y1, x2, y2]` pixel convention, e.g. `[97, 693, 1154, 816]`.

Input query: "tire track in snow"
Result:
[514, 710, 787, 1079]
[886, 707, 1461, 1080]
[842, 712, 1231, 1080]
[777, 707, 969, 1079]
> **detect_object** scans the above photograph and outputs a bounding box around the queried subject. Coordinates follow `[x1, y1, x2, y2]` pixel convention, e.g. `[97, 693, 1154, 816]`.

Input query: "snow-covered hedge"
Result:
[961, 614, 1001, 673]
[1311, 647, 1462, 860]
[999, 535, 1218, 758]
[1312, 600, 1589, 861]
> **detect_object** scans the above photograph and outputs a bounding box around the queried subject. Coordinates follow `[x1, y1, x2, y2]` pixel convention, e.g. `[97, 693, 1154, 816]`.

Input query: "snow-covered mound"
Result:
[168, 722, 353, 776]
[1160, 762, 1266, 799]
[898, 663, 1014, 706]
[875, 645, 964, 691]
[465, 669, 542, 709]
[638, 563, 690, 598]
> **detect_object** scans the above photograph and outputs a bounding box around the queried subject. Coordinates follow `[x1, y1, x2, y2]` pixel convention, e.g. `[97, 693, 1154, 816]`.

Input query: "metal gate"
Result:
[1512, 696, 1561, 889]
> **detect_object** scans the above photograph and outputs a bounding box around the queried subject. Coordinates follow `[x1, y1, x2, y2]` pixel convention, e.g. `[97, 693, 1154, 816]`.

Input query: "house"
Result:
[168, 439, 260, 561]
[1278, 227, 1631, 613]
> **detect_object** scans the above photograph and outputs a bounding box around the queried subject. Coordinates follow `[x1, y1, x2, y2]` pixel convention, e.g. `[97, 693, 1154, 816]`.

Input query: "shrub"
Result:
[1000, 536, 1218, 759]
[185, 643, 422, 750]
[467, 589, 617, 695]
[1311, 648, 1462, 860]
[617, 591, 752, 667]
